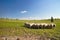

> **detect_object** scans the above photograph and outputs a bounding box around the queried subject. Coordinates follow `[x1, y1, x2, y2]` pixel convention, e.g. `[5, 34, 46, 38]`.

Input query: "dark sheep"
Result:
[34, 24, 39, 29]
[39, 24, 43, 29]
[29, 23, 34, 28]
[31, 24, 36, 29]
[24, 23, 30, 28]
[49, 24, 53, 29]
[50, 24, 56, 28]
[31, 24, 40, 29]
[53, 24, 55, 28]
[43, 24, 46, 29]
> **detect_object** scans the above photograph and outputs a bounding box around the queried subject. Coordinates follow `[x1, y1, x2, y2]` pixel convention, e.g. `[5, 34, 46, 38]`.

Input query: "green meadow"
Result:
[0, 18, 60, 39]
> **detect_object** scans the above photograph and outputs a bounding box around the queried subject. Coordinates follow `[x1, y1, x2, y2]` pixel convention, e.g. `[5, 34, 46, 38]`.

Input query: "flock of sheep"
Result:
[24, 22, 56, 29]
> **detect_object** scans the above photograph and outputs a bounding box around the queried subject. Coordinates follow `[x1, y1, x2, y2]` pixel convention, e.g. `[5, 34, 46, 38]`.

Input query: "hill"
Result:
[0, 18, 60, 40]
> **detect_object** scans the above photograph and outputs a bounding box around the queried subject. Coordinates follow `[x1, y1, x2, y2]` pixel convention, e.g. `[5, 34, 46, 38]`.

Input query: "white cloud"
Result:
[20, 10, 28, 14]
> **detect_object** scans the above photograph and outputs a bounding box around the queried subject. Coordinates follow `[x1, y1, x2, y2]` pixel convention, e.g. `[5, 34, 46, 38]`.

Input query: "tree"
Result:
[51, 17, 54, 22]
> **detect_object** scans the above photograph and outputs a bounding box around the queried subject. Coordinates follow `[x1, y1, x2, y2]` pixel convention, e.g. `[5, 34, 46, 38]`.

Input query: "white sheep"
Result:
[24, 22, 56, 29]
[31, 24, 36, 28]
[29, 23, 34, 28]
[50, 23, 56, 28]
[24, 22, 30, 28]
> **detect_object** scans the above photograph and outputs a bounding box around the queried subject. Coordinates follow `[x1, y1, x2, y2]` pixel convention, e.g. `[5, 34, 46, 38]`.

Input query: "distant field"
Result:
[0, 18, 60, 40]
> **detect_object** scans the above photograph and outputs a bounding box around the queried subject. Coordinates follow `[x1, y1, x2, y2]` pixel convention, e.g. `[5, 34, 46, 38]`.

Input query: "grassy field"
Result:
[0, 18, 60, 40]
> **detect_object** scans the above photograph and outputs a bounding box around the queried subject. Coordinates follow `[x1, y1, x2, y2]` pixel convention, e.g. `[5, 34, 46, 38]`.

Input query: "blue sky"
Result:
[0, 0, 60, 19]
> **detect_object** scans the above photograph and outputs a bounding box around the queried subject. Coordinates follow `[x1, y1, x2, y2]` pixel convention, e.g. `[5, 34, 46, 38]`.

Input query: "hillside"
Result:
[0, 18, 60, 40]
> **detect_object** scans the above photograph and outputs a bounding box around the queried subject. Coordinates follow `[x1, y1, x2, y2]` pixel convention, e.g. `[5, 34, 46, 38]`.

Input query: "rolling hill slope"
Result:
[0, 18, 60, 40]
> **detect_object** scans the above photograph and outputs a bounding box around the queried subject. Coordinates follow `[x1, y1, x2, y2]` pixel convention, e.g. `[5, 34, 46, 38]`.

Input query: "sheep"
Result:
[41, 23, 48, 29]
[53, 24, 56, 28]
[49, 24, 53, 29]
[48, 23, 56, 29]
[40, 23, 46, 29]
[47, 24, 51, 29]
[44, 24, 48, 28]
[39, 24, 43, 29]
[29, 23, 34, 28]
[51, 23, 56, 27]
[37, 24, 40, 29]
[31, 23, 40, 29]
[34, 24, 39, 29]
[39, 24, 42, 29]
[24, 22, 56, 29]
[24, 22, 29, 26]
[24, 22, 30, 28]
[43, 24, 46, 29]
[49, 23, 56, 28]
[43, 23, 53, 29]
[31, 24, 36, 28]
[24, 22, 35, 28]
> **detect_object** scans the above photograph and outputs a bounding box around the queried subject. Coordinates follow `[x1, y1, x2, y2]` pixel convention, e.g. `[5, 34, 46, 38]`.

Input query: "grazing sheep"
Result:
[44, 24, 48, 28]
[50, 23, 56, 28]
[32, 24, 40, 29]
[24, 22, 56, 29]
[34, 24, 39, 29]
[39, 24, 42, 29]
[24, 22, 30, 28]
[52, 23, 56, 27]
[31, 24, 36, 28]
[47, 24, 51, 29]
[37, 24, 40, 29]
[53, 24, 56, 28]
[40, 23, 45, 29]
[29, 23, 34, 28]
[49, 24, 53, 29]
[43, 24, 45, 29]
